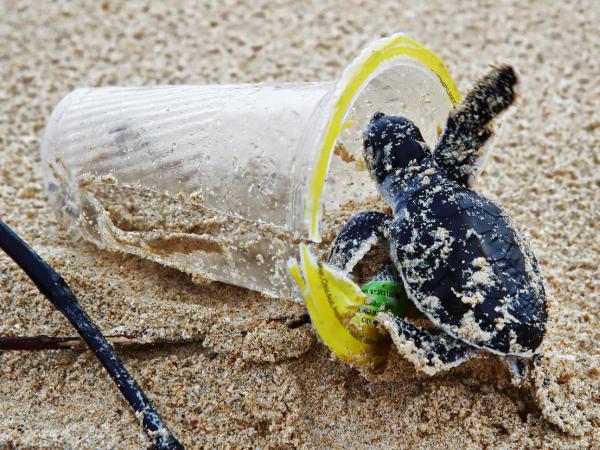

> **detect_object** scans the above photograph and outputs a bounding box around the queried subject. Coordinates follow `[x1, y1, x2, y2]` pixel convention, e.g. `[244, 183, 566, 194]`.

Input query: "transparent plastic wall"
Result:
[41, 34, 457, 300]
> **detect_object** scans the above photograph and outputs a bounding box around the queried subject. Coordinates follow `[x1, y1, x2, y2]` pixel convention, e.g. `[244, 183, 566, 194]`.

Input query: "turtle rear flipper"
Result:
[379, 313, 476, 375]
[434, 65, 518, 185]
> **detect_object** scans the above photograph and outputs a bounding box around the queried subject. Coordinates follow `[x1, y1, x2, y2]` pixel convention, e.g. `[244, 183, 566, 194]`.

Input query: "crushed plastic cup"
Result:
[42, 34, 460, 365]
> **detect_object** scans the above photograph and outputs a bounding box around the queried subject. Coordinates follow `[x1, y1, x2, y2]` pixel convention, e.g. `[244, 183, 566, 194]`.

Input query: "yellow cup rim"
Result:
[304, 32, 460, 242]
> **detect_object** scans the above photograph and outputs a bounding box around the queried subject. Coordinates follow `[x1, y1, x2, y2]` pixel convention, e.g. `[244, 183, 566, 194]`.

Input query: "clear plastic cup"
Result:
[41, 33, 459, 302]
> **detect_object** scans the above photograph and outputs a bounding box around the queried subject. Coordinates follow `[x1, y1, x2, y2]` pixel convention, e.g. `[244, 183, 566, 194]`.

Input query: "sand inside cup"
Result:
[62, 141, 387, 287]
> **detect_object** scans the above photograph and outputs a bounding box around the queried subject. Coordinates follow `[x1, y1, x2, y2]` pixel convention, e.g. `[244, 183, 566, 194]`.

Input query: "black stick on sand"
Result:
[0, 219, 183, 450]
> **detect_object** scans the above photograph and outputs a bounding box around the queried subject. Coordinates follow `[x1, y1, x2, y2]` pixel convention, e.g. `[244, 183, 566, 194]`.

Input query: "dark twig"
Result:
[0, 219, 183, 450]
[0, 333, 207, 350]
[0, 333, 138, 350]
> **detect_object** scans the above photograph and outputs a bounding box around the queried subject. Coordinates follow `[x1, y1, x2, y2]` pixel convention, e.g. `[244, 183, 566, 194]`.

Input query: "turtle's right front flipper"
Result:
[434, 65, 518, 185]
[328, 211, 391, 273]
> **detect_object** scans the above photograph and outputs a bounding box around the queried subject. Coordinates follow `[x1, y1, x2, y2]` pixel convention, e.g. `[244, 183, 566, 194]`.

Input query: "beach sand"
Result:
[0, 0, 598, 447]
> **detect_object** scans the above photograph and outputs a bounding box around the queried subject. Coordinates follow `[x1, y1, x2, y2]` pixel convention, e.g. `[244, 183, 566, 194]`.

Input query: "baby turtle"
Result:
[329, 66, 548, 375]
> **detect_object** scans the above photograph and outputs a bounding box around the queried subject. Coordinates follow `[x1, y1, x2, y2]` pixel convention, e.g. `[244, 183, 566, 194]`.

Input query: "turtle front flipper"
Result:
[434, 65, 518, 185]
[328, 211, 391, 272]
[378, 313, 476, 375]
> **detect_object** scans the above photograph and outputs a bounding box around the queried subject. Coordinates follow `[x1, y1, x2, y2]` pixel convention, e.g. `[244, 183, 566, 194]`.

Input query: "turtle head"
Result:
[363, 112, 430, 184]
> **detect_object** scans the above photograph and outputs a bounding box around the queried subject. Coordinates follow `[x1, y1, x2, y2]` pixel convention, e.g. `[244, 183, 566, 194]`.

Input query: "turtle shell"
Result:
[390, 180, 547, 355]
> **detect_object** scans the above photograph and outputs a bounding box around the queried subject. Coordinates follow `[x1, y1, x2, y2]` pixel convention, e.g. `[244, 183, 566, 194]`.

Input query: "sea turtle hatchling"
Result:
[328, 65, 548, 376]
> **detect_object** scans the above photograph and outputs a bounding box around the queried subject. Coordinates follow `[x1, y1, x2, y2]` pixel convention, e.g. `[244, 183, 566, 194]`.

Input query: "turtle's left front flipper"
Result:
[379, 313, 477, 375]
[434, 65, 518, 185]
[328, 211, 391, 273]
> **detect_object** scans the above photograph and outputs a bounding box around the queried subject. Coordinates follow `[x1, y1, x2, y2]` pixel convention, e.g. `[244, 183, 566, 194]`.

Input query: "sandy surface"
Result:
[1, 0, 598, 448]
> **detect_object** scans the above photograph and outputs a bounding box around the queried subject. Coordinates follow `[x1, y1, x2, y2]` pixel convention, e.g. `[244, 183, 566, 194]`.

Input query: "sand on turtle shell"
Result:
[0, 0, 598, 448]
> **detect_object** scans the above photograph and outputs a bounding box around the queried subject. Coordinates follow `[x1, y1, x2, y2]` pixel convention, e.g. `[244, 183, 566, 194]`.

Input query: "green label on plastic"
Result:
[361, 280, 407, 317]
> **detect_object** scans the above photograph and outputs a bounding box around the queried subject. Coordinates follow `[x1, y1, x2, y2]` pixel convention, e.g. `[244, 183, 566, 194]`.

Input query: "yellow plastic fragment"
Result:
[289, 244, 389, 369]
